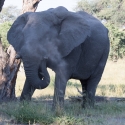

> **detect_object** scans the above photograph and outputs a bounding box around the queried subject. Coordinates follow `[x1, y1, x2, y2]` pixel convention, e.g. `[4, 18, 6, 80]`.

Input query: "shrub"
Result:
[105, 23, 125, 60]
[0, 22, 11, 50]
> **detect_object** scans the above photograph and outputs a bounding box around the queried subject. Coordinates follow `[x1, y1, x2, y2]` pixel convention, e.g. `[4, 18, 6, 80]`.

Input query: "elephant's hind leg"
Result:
[83, 62, 107, 107]
[80, 79, 89, 108]
[83, 77, 100, 108]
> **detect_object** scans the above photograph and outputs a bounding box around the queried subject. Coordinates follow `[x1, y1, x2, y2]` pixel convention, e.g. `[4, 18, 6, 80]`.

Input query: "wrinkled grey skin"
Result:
[7, 6, 109, 109]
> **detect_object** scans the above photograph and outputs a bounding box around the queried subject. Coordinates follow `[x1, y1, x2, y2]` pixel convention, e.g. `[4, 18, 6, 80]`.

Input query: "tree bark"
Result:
[0, 0, 41, 101]
[0, 39, 21, 101]
[0, 0, 5, 12]
[22, 0, 41, 13]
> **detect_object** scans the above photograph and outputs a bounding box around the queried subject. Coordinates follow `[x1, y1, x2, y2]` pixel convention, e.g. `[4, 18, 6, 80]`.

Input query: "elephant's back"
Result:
[78, 11, 109, 51]
[77, 11, 108, 35]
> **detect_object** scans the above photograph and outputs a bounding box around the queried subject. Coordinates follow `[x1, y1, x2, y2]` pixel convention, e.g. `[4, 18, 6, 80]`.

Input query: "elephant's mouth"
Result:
[38, 67, 45, 80]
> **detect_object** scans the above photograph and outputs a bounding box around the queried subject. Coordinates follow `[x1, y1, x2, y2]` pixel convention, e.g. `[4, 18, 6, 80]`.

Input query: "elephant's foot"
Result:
[52, 100, 64, 115]
[20, 81, 35, 101]
[82, 95, 95, 108]
[52, 104, 64, 116]
[20, 94, 32, 101]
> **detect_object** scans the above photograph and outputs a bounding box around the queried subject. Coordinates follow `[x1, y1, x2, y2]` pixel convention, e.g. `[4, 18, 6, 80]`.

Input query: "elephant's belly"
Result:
[71, 64, 92, 80]
[71, 52, 99, 80]
[71, 40, 104, 80]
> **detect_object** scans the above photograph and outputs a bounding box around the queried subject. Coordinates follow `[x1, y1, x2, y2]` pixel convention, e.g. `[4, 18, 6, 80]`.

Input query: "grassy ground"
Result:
[0, 60, 125, 125]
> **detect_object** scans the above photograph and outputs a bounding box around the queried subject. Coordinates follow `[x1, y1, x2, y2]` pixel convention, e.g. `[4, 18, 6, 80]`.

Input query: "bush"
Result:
[0, 22, 11, 50]
[105, 23, 125, 60]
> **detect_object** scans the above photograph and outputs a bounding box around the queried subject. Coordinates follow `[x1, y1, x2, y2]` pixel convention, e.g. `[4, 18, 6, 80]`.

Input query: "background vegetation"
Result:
[0, 6, 20, 50]
[0, 21, 11, 49]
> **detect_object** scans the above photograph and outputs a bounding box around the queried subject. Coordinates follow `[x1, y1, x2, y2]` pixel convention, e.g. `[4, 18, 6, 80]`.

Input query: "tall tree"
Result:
[22, 0, 41, 13]
[0, 0, 41, 101]
[75, 0, 125, 26]
[0, 0, 5, 12]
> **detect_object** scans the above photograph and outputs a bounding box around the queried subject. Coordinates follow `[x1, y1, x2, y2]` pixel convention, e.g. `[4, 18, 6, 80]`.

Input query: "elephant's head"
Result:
[7, 6, 91, 89]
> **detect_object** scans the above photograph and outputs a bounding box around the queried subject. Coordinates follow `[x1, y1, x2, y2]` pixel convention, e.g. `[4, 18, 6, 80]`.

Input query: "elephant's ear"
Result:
[57, 11, 91, 57]
[7, 12, 31, 52]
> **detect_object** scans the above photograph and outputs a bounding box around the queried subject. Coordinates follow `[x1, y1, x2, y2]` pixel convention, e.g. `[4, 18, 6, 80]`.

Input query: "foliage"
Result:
[0, 6, 21, 23]
[105, 23, 125, 60]
[0, 22, 12, 50]
[97, 0, 125, 26]
[75, 0, 93, 13]
[0, 6, 20, 50]
[75, 0, 125, 26]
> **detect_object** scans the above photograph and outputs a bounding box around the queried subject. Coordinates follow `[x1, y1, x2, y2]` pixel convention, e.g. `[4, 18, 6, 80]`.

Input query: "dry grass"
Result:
[96, 59, 125, 97]
[100, 59, 125, 85]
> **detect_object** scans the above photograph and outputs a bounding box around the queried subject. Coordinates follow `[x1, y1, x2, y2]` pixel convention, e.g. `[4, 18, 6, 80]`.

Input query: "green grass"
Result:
[97, 84, 125, 97]
[0, 100, 125, 125]
[0, 60, 125, 124]
[0, 101, 53, 124]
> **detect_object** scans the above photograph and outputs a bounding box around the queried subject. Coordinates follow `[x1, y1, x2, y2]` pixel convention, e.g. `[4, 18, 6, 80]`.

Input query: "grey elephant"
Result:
[7, 6, 109, 109]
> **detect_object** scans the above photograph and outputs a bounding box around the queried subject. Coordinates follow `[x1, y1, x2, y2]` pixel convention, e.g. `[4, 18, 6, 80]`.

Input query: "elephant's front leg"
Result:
[52, 70, 68, 110]
[20, 79, 35, 101]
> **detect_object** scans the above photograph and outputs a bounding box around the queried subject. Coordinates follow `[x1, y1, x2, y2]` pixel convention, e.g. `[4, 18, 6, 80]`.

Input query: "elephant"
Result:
[7, 6, 109, 109]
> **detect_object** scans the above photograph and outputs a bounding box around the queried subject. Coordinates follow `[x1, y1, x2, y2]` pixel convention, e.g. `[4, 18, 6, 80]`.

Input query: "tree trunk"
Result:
[0, 38, 21, 101]
[0, 0, 5, 12]
[0, 0, 41, 101]
[22, 0, 41, 13]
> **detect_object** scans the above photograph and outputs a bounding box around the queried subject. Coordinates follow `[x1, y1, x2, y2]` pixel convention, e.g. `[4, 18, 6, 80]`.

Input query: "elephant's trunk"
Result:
[24, 60, 50, 89]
